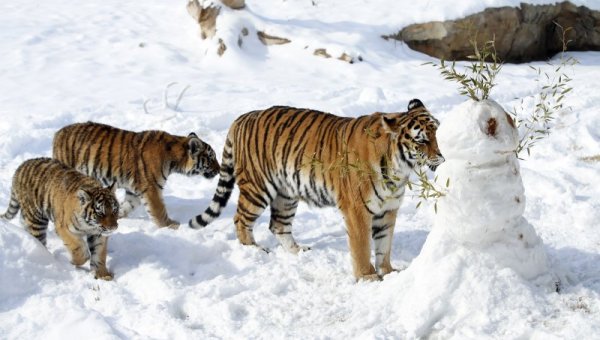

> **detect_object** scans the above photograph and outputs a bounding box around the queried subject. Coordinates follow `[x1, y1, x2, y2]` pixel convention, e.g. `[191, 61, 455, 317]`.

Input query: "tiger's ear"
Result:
[188, 132, 198, 138]
[77, 189, 91, 205]
[106, 182, 116, 192]
[408, 99, 425, 111]
[188, 137, 204, 156]
[381, 114, 402, 134]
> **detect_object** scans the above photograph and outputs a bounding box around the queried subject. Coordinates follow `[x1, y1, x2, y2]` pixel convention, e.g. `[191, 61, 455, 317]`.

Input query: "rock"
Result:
[217, 38, 227, 56]
[313, 48, 331, 58]
[221, 0, 245, 10]
[338, 52, 354, 63]
[313, 49, 360, 63]
[186, 0, 220, 40]
[257, 31, 291, 46]
[237, 27, 249, 47]
[580, 154, 600, 163]
[385, 1, 600, 63]
[186, 0, 201, 21]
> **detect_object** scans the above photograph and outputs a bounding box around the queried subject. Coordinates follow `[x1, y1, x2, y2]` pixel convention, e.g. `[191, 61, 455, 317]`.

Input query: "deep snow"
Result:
[0, 0, 599, 339]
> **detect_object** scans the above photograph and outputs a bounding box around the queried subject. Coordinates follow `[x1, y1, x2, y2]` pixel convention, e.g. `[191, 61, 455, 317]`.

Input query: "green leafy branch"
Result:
[304, 135, 448, 212]
[424, 38, 502, 101]
[509, 23, 577, 158]
[407, 155, 449, 212]
[425, 23, 576, 159]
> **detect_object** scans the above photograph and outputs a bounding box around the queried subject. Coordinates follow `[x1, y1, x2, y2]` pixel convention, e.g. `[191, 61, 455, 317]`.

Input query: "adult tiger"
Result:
[53, 122, 220, 229]
[1, 157, 119, 280]
[189, 99, 444, 280]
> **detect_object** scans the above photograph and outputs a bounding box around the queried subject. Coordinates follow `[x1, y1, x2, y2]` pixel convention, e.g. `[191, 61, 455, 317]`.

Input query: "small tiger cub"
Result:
[52, 122, 220, 229]
[0, 157, 119, 280]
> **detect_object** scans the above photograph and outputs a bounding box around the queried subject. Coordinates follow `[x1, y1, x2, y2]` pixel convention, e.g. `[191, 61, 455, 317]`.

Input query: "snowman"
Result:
[428, 99, 557, 289]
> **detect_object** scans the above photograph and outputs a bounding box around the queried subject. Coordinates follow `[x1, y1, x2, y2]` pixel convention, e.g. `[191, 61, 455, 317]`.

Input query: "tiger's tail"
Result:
[0, 189, 20, 221]
[189, 135, 235, 229]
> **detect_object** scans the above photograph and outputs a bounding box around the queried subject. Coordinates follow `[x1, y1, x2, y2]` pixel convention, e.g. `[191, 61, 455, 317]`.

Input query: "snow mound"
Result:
[0, 221, 69, 306]
[393, 228, 553, 338]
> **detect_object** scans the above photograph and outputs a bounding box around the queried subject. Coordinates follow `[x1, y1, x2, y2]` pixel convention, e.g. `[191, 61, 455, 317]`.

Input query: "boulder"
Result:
[257, 31, 291, 46]
[385, 1, 600, 63]
[221, 0, 245, 10]
[313, 48, 331, 58]
[186, 0, 220, 40]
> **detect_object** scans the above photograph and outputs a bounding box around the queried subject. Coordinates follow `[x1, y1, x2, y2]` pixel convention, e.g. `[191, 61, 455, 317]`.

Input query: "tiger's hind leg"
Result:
[118, 190, 141, 218]
[87, 235, 113, 280]
[372, 209, 398, 276]
[234, 187, 269, 250]
[21, 212, 49, 247]
[269, 194, 309, 254]
[140, 188, 179, 229]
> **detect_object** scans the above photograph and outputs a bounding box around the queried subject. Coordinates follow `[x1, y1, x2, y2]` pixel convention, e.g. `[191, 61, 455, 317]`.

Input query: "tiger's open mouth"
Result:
[99, 223, 118, 235]
[428, 156, 445, 171]
[98, 225, 117, 236]
[187, 168, 218, 178]
[203, 169, 219, 178]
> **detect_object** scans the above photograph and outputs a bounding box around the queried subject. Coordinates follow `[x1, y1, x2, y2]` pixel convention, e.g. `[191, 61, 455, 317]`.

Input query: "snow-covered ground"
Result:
[1, 0, 599, 338]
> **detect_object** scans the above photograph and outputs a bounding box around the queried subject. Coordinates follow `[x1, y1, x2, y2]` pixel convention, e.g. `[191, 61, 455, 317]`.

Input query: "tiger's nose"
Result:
[436, 154, 445, 164]
[101, 217, 119, 231]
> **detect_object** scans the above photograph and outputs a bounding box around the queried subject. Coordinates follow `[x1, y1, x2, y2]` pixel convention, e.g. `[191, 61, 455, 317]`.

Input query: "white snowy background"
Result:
[1, 0, 599, 338]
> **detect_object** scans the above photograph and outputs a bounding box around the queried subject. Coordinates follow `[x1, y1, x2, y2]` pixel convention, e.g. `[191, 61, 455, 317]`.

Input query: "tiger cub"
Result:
[52, 122, 220, 229]
[0, 157, 119, 280]
[189, 99, 444, 281]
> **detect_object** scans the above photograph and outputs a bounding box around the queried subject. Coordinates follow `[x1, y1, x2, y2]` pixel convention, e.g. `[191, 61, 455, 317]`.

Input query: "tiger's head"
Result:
[77, 185, 119, 235]
[382, 99, 444, 171]
[182, 133, 220, 178]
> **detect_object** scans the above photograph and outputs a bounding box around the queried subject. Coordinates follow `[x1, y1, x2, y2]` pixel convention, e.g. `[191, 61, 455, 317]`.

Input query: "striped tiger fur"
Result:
[52, 122, 220, 229]
[189, 99, 444, 280]
[0, 157, 119, 280]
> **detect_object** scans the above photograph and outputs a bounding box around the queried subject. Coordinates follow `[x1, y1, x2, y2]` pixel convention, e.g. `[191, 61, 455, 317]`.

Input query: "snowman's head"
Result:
[382, 99, 444, 171]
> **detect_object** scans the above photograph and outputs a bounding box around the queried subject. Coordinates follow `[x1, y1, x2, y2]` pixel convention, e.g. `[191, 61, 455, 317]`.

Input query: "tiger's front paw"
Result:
[357, 273, 382, 282]
[71, 247, 91, 266]
[353, 264, 379, 282]
[94, 268, 114, 281]
[163, 219, 180, 229]
[379, 265, 398, 276]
